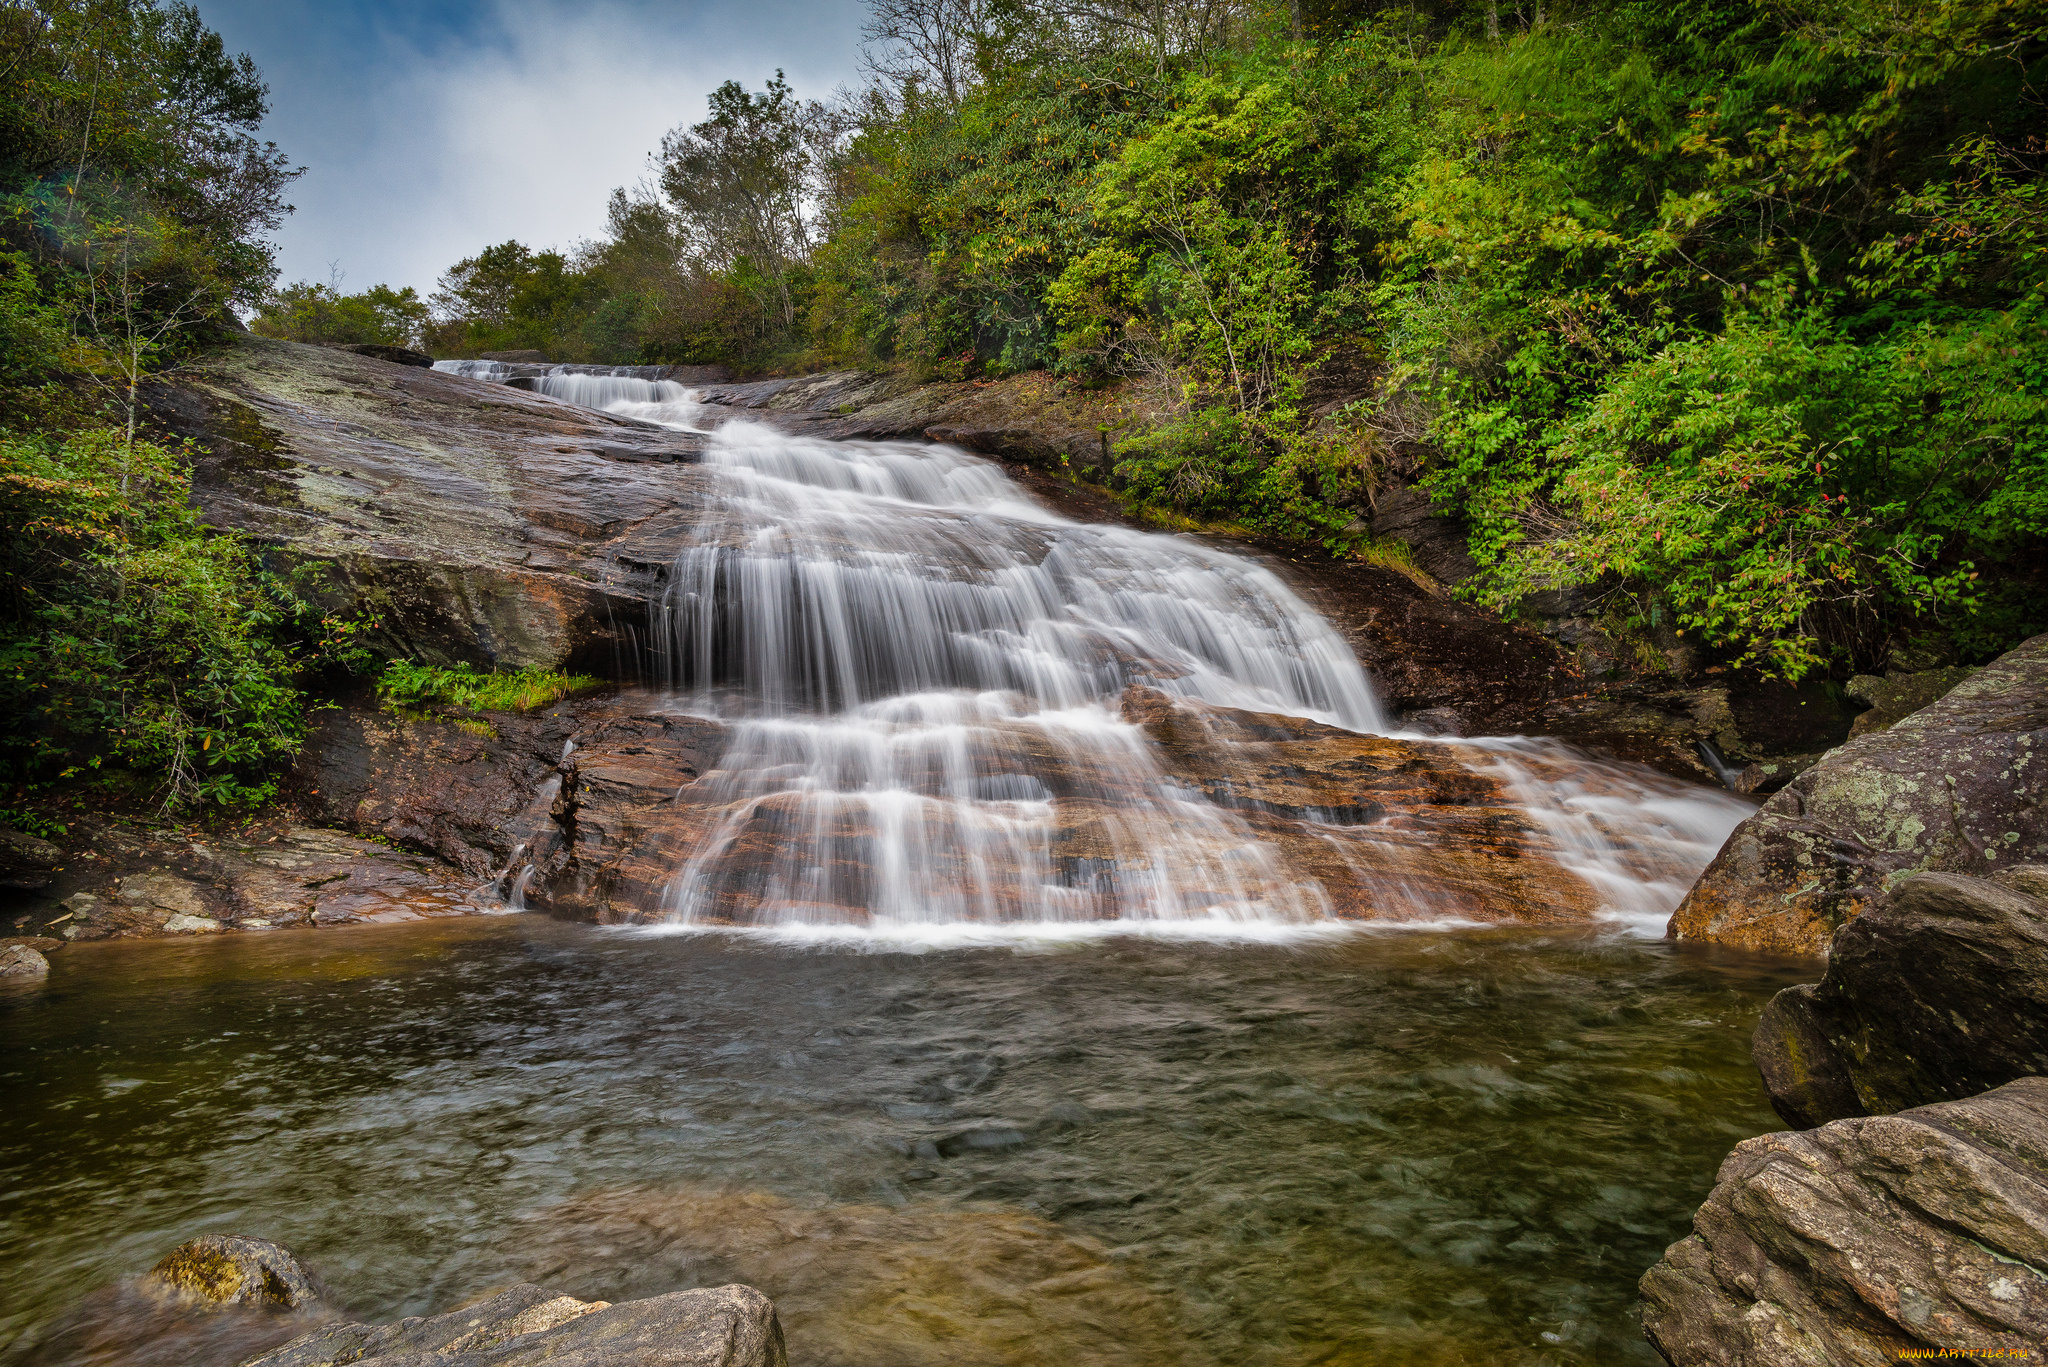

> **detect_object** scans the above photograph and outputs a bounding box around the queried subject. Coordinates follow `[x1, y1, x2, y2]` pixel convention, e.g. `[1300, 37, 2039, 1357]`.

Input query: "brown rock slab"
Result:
[1122, 686, 1602, 924]
[18, 816, 482, 941]
[1639, 1077, 2048, 1367]
[294, 689, 728, 920]
[1751, 869, 2048, 1128]
[1669, 632, 2048, 955]
[247, 1281, 785, 1367]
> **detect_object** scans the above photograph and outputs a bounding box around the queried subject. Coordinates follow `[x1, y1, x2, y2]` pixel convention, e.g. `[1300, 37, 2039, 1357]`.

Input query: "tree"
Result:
[861, 0, 991, 105]
[657, 73, 847, 334]
[0, 0, 301, 317]
[249, 280, 430, 347]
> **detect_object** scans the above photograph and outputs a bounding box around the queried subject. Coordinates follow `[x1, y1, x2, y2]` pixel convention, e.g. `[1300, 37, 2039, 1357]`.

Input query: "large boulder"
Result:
[142, 336, 709, 674]
[1669, 632, 2048, 955]
[1751, 869, 2048, 1129]
[246, 1281, 786, 1367]
[1639, 1076, 2048, 1366]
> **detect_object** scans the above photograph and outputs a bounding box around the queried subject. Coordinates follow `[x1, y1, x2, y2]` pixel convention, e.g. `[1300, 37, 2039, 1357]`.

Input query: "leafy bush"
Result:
[0, 430, 341, 809]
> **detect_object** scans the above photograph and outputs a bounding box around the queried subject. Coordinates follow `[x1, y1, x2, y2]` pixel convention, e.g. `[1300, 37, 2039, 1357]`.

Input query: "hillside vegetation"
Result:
[4, 0, 2044, 811]
[276, 0, 2046, 682]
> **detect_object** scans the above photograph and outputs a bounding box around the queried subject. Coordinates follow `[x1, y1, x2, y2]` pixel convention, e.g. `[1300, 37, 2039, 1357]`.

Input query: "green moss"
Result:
[149, 1245, 245, 1302]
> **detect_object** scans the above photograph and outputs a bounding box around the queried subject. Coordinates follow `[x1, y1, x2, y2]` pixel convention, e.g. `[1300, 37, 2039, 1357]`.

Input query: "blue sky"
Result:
[201, 0, 866, 296]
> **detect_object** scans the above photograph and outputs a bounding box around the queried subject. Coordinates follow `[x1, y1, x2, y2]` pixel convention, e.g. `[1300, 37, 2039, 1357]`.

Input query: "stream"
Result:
[0, 365, 1802, 1366]
[1, 920, 1805, 1367]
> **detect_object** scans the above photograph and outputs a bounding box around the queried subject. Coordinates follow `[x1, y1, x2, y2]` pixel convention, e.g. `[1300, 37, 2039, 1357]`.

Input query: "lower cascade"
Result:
[439, 362, 1750, 935]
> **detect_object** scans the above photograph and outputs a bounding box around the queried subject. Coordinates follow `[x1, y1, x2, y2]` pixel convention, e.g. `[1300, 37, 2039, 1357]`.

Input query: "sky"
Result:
[201, 0, 867, 297]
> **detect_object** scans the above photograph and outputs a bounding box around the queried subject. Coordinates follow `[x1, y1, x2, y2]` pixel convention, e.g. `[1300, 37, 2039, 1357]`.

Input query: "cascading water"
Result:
[446, 365, 1751, 935]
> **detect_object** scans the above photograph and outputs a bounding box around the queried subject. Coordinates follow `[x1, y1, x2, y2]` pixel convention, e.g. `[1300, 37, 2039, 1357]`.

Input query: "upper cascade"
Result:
[437, 363, 1749, 934]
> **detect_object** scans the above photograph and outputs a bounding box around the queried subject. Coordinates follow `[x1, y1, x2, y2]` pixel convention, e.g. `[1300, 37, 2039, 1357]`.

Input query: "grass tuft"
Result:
[377, 661, 600, 716]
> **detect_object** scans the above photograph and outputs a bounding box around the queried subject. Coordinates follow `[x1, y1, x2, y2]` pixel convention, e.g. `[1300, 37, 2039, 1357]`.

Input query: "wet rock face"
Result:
[10, 818, 485, 941]
[1751, 870, 2048, 1129]
[291, 686, 1653, 928]
[1669, 632, 2048, 955]
[1638, 1077, 2048, 1367]
[1122, 687, 1602, 923]
[145, 1235, 323, 1310]
[142, 336, 709, 674]
[294, 689, 727, 919]
[246, 1281, 786, 1367]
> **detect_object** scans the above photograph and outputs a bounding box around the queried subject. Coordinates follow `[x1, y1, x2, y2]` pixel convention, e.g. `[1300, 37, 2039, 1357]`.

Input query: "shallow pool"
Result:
[0, 917, 1807, 1366]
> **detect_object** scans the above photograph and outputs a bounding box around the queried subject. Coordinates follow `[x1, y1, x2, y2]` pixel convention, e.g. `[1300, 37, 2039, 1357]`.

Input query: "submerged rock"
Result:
[1669, 632, 2048, 955]
[145, 1234, 322, 1309]
[1639, 1077, 2048, 1366]
[1752, 870, 2048, 1129]
[507, 1186, 1199, 1367]
[246, 1281, 785, 1367]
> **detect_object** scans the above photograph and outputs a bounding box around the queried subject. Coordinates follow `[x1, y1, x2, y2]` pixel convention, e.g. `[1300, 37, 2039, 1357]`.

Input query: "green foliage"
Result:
[406, 0, 2045, 676]
[249, 281, 429, 348]
[0, 0, 299, 362]
[0, 804, 66, 838]
[376, 661, 600, 715]
[0, 430, 341, 809]
[1373, 0, 2048, 675]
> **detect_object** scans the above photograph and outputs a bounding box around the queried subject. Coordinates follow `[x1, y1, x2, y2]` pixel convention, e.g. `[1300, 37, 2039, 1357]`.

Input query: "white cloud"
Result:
[212, 0, 864, 294]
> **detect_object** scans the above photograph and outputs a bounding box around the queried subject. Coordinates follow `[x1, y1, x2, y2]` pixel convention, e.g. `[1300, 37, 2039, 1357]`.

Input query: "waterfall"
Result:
[445, 365, 1750, 935]
[433, 358, 510, 381]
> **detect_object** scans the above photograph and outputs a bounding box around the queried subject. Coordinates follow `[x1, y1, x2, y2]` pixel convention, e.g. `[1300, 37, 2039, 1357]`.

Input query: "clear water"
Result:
[0, 919, 1807, 1366]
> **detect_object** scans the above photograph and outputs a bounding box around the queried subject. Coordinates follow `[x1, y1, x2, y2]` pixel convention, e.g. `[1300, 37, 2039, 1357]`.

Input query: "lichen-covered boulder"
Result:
[1639, 1077, 2048, 1367]
[246, 1281, 786, 1367]
[1669, 632, 2048, 955]
[142, 336, 708, 674]
[1751, 869, 2048, 1129]
[144, 1234, 322, 1309]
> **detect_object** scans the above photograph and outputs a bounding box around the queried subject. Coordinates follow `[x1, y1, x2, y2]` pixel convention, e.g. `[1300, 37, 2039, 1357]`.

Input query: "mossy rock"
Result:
[145, 1234, 321, 1309]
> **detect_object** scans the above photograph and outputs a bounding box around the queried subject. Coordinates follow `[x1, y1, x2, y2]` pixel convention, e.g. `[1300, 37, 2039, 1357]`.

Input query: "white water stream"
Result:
[435, 362, 1749, 936]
